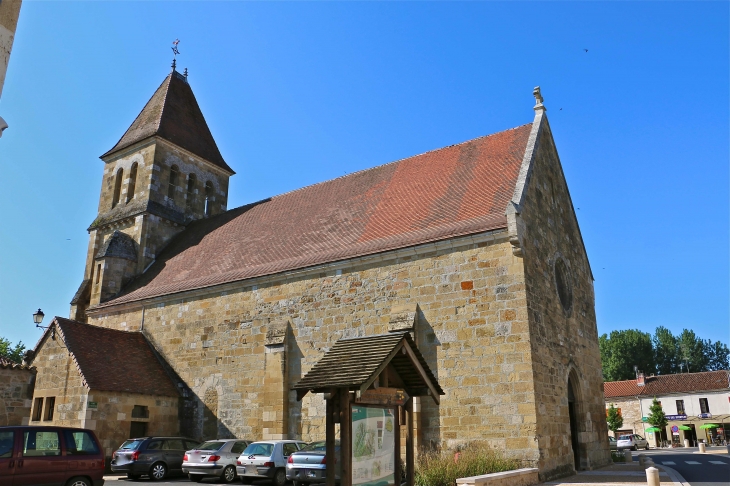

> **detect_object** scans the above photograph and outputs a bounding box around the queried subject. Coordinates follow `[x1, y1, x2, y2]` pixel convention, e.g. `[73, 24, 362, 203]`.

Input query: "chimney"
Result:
[637, 372, 646, 387]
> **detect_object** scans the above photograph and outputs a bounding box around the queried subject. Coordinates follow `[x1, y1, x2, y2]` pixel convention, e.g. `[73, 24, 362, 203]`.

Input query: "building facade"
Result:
[604, 370, 730, 446]
[28, 68, 611, 480]
[0, 357, 34, 426]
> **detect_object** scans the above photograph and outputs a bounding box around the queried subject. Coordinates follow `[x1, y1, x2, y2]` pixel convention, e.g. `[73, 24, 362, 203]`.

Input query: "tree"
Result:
[653, 326, 679, 375]
[677, 329, 708, 372]
[0, 337, 26, 364]
[599, 330, 655, 381]
[704, 340, 730, 371]
[647, 397, 668, 430]
[606, 403, 624, 436]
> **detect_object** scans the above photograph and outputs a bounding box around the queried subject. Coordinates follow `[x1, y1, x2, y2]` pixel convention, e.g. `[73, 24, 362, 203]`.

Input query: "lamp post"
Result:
[33, 308, 45, 329]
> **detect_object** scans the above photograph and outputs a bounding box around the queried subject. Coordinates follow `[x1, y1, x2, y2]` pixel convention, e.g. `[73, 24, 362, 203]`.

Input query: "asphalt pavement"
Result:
[634, 448, 730, 485]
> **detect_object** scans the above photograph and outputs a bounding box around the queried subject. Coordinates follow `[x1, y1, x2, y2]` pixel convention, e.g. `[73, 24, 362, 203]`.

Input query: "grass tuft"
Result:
[414, 442, 521, 486]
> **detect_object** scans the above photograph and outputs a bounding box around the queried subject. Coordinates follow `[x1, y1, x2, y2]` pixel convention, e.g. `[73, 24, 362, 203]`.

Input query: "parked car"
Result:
[110, 436, 199, 480]
[608, 436, 617, 451]
[236, 440, 307, 486]
[0, 425, 105, 486]
[286, 440, 341, 486]
[182, 439, 251, 483]
[616, 434, 649, 451]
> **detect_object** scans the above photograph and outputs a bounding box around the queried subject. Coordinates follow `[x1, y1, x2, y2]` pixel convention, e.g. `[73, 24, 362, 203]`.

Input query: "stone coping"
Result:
[456, 467, 539, 485]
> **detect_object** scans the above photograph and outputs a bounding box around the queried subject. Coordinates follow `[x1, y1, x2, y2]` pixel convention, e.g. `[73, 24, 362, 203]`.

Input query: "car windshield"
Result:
[242, 443, 274, 456]
[618, 435, 632, 441]
[119, 440, 143, 450]
[195, 441, 225, 451]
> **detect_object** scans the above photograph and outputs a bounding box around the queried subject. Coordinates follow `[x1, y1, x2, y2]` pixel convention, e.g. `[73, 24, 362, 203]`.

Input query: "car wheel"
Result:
[645, 443, 649, 450]
[190, 474, 204, 482]
[273, 468, 287, 486]
[631, 445, 637, 451]
[221, 465, 236, 483]
[127, 473, 141, 481]
[66, 477, 91, 486]
[149, 462, 168, 481]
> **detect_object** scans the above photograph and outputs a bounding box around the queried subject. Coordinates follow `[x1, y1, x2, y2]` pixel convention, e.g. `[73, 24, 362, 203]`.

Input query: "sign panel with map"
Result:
[352, 405, 396, 486]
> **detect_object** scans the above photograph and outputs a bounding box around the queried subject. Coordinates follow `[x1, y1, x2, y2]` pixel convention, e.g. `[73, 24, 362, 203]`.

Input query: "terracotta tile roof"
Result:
[0, 357, 33, 371]
[98, 123, 532, 308]
[102, 70, 233, 174]
[51, 317, 178, 397]
[603, 370, 730, 398]
[293, 332, 443, 398]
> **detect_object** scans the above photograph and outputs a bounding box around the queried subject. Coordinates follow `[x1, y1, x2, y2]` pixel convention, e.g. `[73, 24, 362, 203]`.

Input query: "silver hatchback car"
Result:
[286, 440, 341, 486]
[183, 439, 251, 483]
[236, 440, 307, 486]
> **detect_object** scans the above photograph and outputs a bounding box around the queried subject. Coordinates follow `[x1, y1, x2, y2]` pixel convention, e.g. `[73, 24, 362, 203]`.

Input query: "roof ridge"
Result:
[266, 123, 533, 202]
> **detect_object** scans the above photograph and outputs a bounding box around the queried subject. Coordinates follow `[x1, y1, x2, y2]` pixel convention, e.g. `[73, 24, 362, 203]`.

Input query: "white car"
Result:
[617, 434, 649, 451]
[236, 440, 307, 486]
[183, 439, 251, 483]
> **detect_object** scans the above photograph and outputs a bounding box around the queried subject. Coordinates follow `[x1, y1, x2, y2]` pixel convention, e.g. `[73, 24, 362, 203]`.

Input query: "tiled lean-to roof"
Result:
[102, 70, 233, 174]
[99, 123, 532, 308]
[603, 370, 730, 398]
[49, 317, 179, 397]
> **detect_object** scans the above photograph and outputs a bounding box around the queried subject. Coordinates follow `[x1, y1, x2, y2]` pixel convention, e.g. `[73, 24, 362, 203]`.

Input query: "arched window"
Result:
[186, 173, 197, 209]
[126, 163, 138, 202]
[204, 181, 214, 216]
[112, 168, 123, 208]
[168, 165, 179, 199]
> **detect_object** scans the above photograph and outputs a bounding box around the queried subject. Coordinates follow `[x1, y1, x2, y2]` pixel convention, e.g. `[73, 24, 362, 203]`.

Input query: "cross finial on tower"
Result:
[533, 86, 545, 112]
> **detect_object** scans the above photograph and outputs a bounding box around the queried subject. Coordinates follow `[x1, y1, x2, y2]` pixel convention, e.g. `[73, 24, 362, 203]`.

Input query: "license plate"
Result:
[246, 466, 256, 475]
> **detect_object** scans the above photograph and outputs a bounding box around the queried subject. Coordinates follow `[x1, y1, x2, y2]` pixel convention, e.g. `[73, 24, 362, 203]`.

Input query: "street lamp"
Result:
[33, 308, 46, 329]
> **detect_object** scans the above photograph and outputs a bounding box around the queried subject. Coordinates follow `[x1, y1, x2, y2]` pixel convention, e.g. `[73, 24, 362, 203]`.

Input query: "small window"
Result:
[554, 257, 573, 315]
[112, 168, 124, 208]
[22, 430, 61, 457]
[0, 431, 14, 458]
[131, 405, 149, 418]
[699, 398, 710, 414]
[146, 440, 162, 451]
[43, 397, 55, 421]
[204, 181, 214, 216]
[95, 263, 102, 288]
[231, 441, 249, 454]
[126, 163, 138, 202]
[31, 397, 43, 422]
[676, 400, 685, 414]
[129, 422, 147, 438]
[63, 430, 100, 455]
[186, 173, 197, 209]
[282, 443, 298, 457]
[168, 165, 179, 199]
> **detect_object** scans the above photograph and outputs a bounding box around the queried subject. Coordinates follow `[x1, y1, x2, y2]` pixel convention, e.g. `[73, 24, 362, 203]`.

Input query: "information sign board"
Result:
[352, 405, 396, 486]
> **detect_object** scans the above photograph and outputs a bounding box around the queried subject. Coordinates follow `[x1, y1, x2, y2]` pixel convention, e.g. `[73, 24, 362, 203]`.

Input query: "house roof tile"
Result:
[97, 123, 532, 308]
[50, 317, 178, 397]
[603, 370, 730, 398]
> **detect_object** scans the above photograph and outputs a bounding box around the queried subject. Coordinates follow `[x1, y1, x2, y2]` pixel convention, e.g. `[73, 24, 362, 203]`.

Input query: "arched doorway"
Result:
[567, 371, 583, 471]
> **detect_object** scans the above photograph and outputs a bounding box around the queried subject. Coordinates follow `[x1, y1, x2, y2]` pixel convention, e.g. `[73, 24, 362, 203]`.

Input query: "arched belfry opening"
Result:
[567, 369, 585, 471]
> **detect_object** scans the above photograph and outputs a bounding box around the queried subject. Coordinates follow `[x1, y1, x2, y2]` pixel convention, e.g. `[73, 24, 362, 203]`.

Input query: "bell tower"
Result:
[70, 66, 235, 320]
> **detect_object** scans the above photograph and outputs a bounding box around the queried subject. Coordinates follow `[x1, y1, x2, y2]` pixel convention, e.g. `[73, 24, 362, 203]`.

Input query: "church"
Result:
[26, 65, 611, 480]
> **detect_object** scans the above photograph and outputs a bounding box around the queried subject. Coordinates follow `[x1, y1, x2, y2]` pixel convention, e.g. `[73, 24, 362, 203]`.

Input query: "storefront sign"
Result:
[352, 405, 396, 486]
[698, 413, 712, 419]
[87, 401, 98, 409]
[666, 414, 687, 421]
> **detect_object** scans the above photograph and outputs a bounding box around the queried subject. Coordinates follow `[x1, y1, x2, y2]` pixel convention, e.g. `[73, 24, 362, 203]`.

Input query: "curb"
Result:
[657, 464, 690, 486]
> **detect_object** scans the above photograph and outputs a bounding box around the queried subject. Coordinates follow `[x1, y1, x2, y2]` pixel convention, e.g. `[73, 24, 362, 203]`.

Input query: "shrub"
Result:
[414, 443, 521, 486]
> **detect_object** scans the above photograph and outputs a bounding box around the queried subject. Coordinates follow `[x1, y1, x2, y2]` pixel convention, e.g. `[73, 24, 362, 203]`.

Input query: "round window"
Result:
[554, 257, 573, 315]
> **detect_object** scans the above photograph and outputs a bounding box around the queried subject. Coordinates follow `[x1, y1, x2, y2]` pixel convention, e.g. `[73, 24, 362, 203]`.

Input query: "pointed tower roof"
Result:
[102, 70, 234, 174]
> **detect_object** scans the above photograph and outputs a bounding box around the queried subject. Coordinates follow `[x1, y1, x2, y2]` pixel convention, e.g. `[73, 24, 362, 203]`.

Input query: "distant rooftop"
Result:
[603, 370, 729, 398]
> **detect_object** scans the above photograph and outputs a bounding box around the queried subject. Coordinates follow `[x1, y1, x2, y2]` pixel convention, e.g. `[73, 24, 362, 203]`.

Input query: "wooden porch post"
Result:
[340, 389, 352, 486]
[393, 405, 401, 485]
[406, 399, 414, 486]
[326, 392, 336, 486]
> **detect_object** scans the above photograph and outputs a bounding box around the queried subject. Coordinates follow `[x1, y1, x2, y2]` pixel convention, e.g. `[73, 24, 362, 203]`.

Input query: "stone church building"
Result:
[27, 66, 610, 480]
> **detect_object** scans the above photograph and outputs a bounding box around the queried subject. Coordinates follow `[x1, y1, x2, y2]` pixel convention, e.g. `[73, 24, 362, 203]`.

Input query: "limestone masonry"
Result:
[26, 69, 611, 480]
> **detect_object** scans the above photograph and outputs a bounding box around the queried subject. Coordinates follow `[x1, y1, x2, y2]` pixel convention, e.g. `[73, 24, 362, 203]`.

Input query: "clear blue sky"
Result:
[1, 2, 727, 350]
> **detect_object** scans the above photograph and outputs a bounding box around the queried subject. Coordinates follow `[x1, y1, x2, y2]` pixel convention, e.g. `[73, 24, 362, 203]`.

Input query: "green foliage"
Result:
[601, 326, 730, 380]
[415, 443, 520, 486]
[611, 451, 625, 463]
[0, 337, 26, 364]
[606, 403, 623, 435]
[647, 397, 668, 429]
[599, 330, 655, 381]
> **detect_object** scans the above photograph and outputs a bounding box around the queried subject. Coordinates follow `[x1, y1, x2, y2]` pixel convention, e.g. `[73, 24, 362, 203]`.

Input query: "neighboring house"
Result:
[604, 370, 730, 446]
[28, 64, 612, 480]
[0, 356, 34, 425]
[27, 317, 180, 457]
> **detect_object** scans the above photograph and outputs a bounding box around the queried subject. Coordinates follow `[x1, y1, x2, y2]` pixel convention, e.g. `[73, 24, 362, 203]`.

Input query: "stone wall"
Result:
[0, 0, 22, 99]
[88, 233, 542, 465]
[605, 397, 642, 436]
[517, 119, 611, 479]
[0, 363, 35, 426]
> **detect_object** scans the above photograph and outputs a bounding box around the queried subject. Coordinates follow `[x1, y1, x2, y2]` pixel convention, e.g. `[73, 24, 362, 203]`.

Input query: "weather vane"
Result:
[171, 39, 181, 70]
